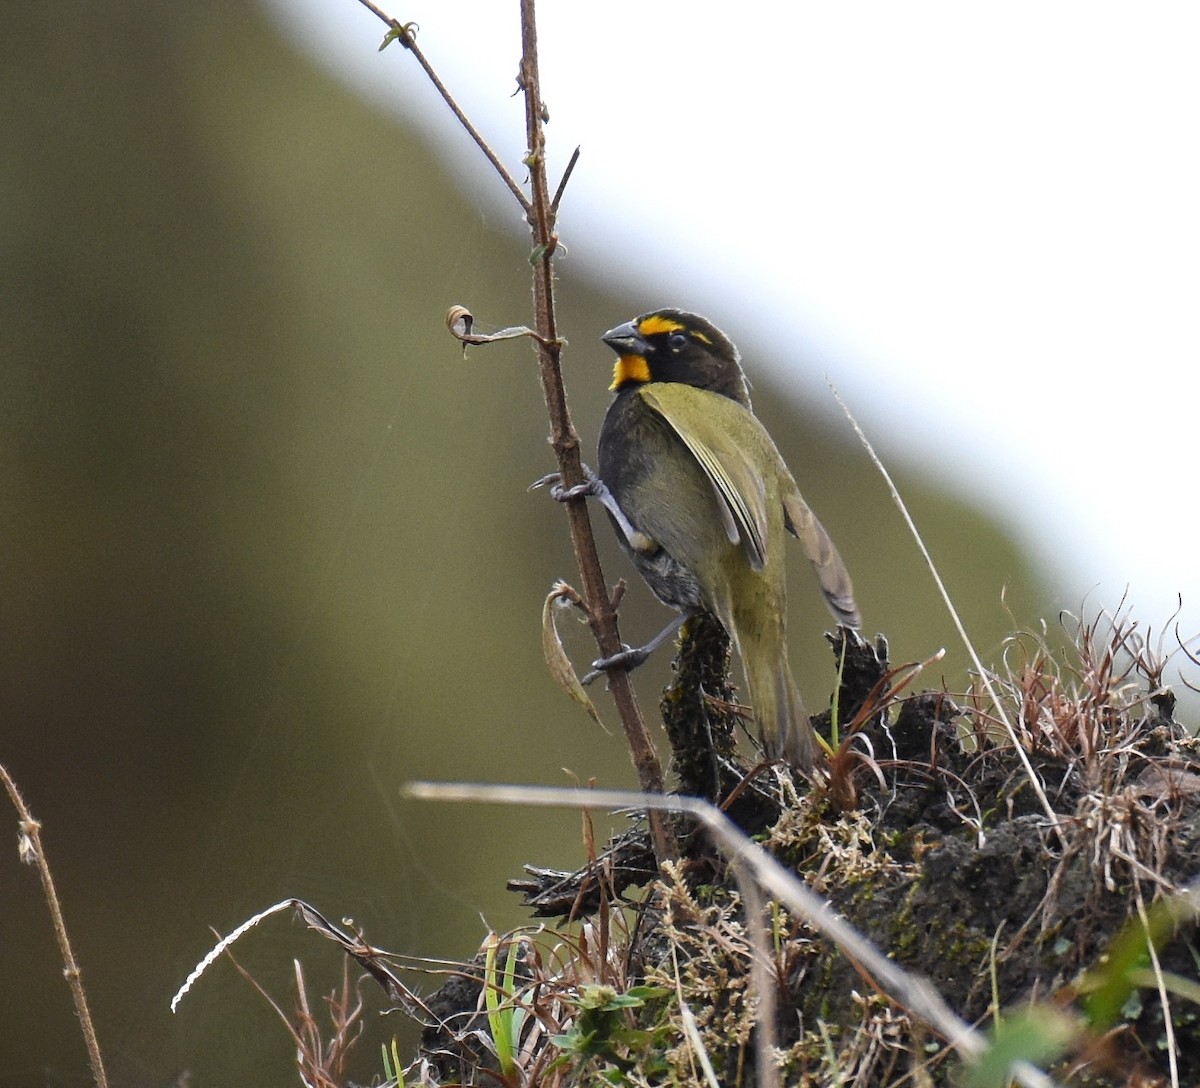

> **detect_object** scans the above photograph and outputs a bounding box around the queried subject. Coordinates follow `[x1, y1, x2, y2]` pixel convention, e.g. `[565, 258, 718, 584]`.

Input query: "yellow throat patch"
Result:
[610, 354, 651, 390]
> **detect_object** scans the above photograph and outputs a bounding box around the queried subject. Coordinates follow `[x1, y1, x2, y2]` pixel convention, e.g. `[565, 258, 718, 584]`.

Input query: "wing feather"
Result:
[639, 383, 861, 628]
[782, 485, 861, 628]
[638, 385, 769, 571]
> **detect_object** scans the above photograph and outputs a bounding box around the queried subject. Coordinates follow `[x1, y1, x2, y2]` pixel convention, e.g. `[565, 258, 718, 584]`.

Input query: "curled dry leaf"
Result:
[542, 582, 608, 733]
[446, 305, 539, 354]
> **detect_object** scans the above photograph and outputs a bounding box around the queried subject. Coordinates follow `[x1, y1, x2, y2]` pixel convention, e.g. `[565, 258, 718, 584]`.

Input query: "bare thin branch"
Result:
[1, 762, 109, 1088]
[357, 0, 673, 861]
[358, 3, 532, 214]
[551, 145, 582, 213]
[515, 0, 673, 860]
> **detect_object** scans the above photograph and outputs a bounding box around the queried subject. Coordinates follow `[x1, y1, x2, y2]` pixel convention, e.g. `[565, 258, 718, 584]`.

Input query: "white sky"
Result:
[269, 1, 1200, 660]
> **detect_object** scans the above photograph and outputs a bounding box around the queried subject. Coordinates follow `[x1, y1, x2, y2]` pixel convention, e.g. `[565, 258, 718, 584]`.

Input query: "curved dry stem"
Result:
[829, 384, 1068, 852]
[0, 762, 109, 1088]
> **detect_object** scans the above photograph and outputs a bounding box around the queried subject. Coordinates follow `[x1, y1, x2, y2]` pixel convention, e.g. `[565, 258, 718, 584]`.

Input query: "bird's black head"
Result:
[601, 309, 750, 406]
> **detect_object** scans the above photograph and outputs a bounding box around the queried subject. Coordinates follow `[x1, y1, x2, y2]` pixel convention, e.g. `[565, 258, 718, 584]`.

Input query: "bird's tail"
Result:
[739, 631, 822, 771]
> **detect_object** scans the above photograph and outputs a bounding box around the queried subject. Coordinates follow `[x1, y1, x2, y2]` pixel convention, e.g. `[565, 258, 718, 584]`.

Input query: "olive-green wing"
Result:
[637, 384, 770, 571]
[639, 382, 861, 628]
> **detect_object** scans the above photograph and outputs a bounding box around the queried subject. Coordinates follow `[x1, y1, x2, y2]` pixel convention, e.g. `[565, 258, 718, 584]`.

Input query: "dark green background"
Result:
[1, 3, 1042, 1084]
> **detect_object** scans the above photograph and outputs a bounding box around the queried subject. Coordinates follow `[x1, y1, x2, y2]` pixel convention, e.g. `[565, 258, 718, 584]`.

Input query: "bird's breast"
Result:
[598, 390, 742, 613]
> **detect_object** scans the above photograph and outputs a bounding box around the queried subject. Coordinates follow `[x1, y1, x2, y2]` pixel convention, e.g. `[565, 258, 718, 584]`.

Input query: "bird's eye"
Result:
[668, 332, 688, 351]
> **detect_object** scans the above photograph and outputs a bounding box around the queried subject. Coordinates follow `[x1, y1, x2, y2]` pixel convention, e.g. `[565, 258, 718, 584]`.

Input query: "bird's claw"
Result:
[529, 471, 562, 492]
[554, 479, 594, 502]
[581, 644, 651, 685]
[529, 465, 600, 503]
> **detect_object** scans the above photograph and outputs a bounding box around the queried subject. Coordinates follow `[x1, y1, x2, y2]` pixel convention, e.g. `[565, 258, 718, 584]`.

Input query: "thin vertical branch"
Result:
[1, 762, 109, 1088]
[361, 0, 674, 861]
[517, 0, 673, 861]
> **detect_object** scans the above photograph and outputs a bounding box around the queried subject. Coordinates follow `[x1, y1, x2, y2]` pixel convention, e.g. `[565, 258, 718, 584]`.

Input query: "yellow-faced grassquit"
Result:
[571, 309, 860, 771]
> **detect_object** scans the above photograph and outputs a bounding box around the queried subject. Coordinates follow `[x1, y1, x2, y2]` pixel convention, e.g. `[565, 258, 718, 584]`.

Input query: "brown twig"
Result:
[1, 762, 109, 1088]
[551, 144, 582, 214]
[515, 0, 673, 860]
[362, 5, 532, 215]
[363, 0, 674, 861]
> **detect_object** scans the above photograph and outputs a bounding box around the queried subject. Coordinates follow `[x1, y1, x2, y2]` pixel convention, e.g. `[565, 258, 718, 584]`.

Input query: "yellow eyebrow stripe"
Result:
[636, 313, 711, 345]
[636, 314, 686, 337]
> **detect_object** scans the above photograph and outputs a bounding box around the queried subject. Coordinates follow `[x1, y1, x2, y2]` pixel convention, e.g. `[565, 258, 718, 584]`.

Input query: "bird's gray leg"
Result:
[530, 465, 657, 553]
[581, 611, 691, 685]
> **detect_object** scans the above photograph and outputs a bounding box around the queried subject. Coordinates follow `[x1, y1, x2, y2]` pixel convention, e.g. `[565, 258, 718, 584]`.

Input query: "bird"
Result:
[565, 308, 860, 771]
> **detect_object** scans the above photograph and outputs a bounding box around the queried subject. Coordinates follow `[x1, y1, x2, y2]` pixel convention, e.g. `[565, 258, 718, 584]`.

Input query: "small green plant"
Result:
[483, 933, 530, 1081]
[548, 982, 672, 1083]
[380, 1036, 406, 1088]
[960, 1006, 1078, 1088]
